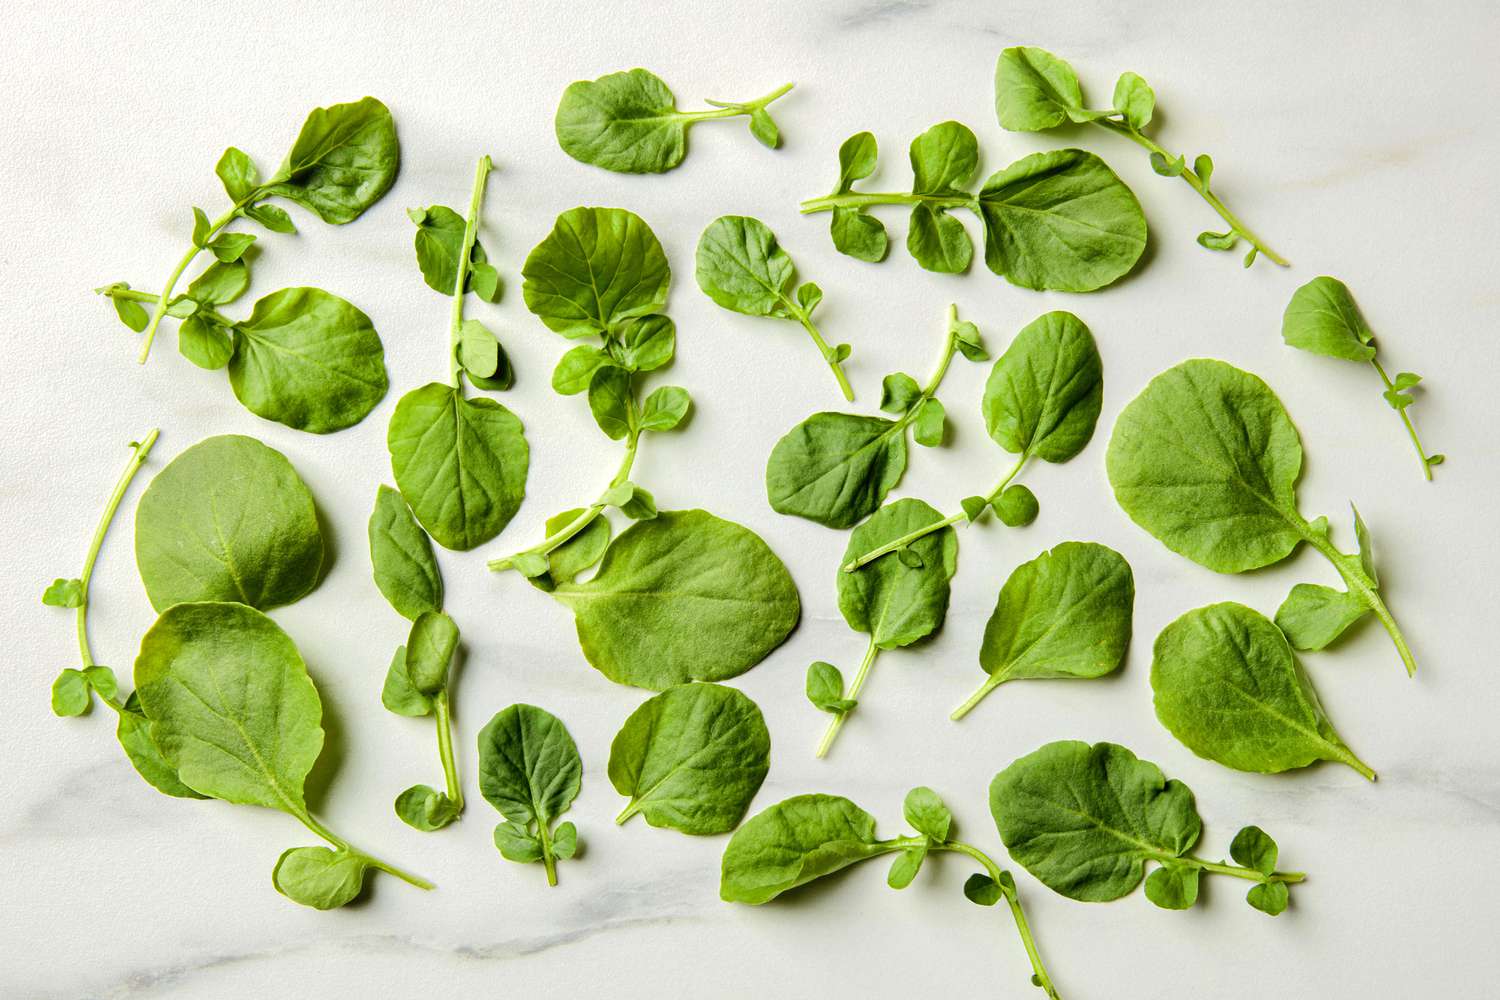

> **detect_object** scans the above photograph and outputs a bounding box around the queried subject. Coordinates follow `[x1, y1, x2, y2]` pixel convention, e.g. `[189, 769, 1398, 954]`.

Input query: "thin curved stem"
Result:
[815, 638, 879, 758]
[1371, 358, 1437, 481]
[787, 301, 853, 401]
[75, 431, 159, 667]
[689, 82, 794, 121]
[1180, 854, 1305, 885]
[799, 191, 975, 215]
[449, 155, 493, 387]
[433, 689, 463, 809]
[296, 811, 434, 890]
[951, 671, 1006, 721]
[936, 841, 1061, 1000]
[1301, 521, 1415, 676]
[135, 198, 255, 363]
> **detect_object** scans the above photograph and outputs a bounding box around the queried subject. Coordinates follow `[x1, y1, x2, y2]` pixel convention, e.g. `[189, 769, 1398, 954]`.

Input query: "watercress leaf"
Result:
[960, 496, 989, 523]
[983, 310, 1104, 463]
[493, 820, 544, 863]
[42, 578, 84, 608]
[1282, 276, 1377, 361]
[1392, 371, 1422, 391]
[1106, 359, 1305, 573]
[587, 365, 633, 440]
[51, 669, 91, 716]
[186, 259, 250, 306]
[191, 207, 211, 247]
[903, 786, 952, 842]
[470, 261, 502, 303]
[887, 847, 925, 889]
[1230, 825, 1279, 875]
[272, 847, 367, 910]
[989, 740, 1202, 901]
[112, 293, 151, 332]
[537, 508, 613, 589]
[394, 784, 460, 832]
[1352, 504, 1378, 585]
[620, 485, 658, 521]
[837, 132, 879, 191]
[609, 682, 771, 835]
[834, 343, 853, 362]
[992, 484, 1040, 527]
[381, 645, 433, 717]
[639, 385, 691, 432]
[1144, 864, 1200, 909]
[806, 661, 856, 714]
[554, 68, 688, 173]
[552, 821, 579, 859]
[478, 704, 582, 878]
[135, 434, 323, 611]
[263, 96, 399, 225]
[1196, 229, 1238, 251]
[720, 794, 886, 904]
[897, 548, 924, 569]
[1149, 152, 1186, 177]
[523, 206, 670, 338]
[765, 413, 905, 528]
[618, 314, 676, 371]
[839, 499, 956, 648]
[908, 203, 973, 273]
[831, 207, 888, 262]
[135, 602, 322, 810]
[228, 287, 388, 433]
[951, 318, 987, 360]
[695, 215, 795, 316]
[1194, 154, 1214, 188]
[245, 204, 296, 234]
[457, 319, 501, 379]
[116, 693, 206, 798]
[553, 510, 800, 689]
[82, 665, 118, 700]
[977, 148, 1147, 291]
[208, 231, 256, 263]
[964, 873, 1002, 906]
[511, 552, 551, 580]
[177, 315, 233, 370]
[912, 398, 945, 447]
[368, 485, 443, 621]
[388, 382, 529, 550]
[1112, 72, 1156, 130]
[749, 107, 779, 148]
[1246, 880, 1289, 916]
[879, 373, 923, 414]
[404, 611, 459, 695]
[910, 120, 978, 195]
[215, 146, 259, 201]
[994, 46, 1086, 131]
[1274, 583, 1369, 650]
[411, 204, 475, 295]
[1152, 602, 1374, 778]
[797, 283, 823, 317]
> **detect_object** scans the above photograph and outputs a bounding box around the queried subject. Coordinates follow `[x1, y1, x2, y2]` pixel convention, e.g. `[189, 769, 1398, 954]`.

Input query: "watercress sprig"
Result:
[995, 47, 1287, 268]
[1282, 276, 1442, 480]
[722, 788, 1060, 998]
[478, 704, 582, 886]
[799, 121, 1147, 291]
[841, 311, 1102, 572]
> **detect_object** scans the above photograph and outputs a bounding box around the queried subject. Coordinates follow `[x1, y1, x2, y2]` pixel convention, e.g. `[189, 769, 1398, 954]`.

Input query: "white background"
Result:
[3, 2, 1497, 997]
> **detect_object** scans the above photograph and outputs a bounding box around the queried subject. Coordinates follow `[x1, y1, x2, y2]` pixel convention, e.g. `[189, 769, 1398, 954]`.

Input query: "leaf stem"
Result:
[449, 155, 493, 388]
[74, 430, 159, 668]
[936, 841, 1061, 1000]
[1300, 521, 1416, 676]
[1093, 118, 1288, 267]
[433, 688, 463, 810]
[689, 82, 795, 120]
[1178, 853, 1305, 885]
[799, 191, 974, 215]
[296, 811, 434, 890]
[1370, 358, 1437, 481]
[135, 199, 254, 363]
[615, 800, 642, 825]
[536, 819, 559, 887]
[101, 285, 236, 328]
[950, 672, 1007, 721]
[786, 299, 853, 400]
[815, 638, 879, 758]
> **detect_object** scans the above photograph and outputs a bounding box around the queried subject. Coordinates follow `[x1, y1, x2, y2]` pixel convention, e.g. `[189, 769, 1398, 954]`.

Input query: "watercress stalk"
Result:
[1370, 357, 1437, 481]
[433, 689, 463, 811]
[814, 638, 877, 758]
[694, 83, 794, 122]
[936, 839, 1060, 1000]
[136, 202, 251, 364]
[448, 155, 492, 386]
[1297, 516, 1415, 675]
[295, 809, 435, 889]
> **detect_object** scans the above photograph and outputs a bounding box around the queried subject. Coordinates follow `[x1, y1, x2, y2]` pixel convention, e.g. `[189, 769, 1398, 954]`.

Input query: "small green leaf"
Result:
[1144, 864, 1200, 909]
[880, 373, 922, 414]
[1196, 230, 1239, 251]
[1351, 504, 1378, 585]
[588, 366, 633, 439]
[796, 281, 823, 314]
[964, 872, 1002, 906]
[510, 552, 551, 579]
[620, 484, 657, 520]
[830, 207, 888, 262]
[618, 315, 676, 372]
[51, 669, 92, 717]
[1229, 825, 1279, 875]
[552, 821, 579, 859]
[208, 232, 256, 263]
[912, 398, 945, 447]
[83, 665, 118, 700]
[272, 846, 368, 910]
[897, 547, 924, 569]
[903, 786, 952, 841]
[245, 204, 296, 233]
[748, 107, 779, 148]
[395, 784, 461, 831]
[1193, 153, 1214, 188]
[381, 645, 433, 717]
[553, 347, 614, 395]
[215, 146, 259, 201]
[187, 260, 250, 306]
[111, 293, 151, 333]
[639, 385, 690, 432]
[42, 577, 84, 608]
[493, 820, 544, 863]
[887, 846, 925, 889]
[1149, 152, 1186, 177]
[191, 206, 211, 246]
[405, 611, 459, 695]
[1274, 583, 1369, 650]
[992, 484, 1039, 527]
[177, 315, 234, 370]
[470, 261, 503, 303]
[1246, 880, 1290, 915]
[806, 661, 856, 714]
[1112, 72, 1155, 130]
[458, 319, 501, 379]
[951, 318, 988, 361]
[960, 496, 989, 523]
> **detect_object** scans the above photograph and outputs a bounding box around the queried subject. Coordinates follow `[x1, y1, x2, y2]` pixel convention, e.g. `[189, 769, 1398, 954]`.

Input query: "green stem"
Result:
[786, 299, 853, 401]
[449, 155, 493, 387]
[950, 673, 1006, 721]
[688, 82, 795, 121]
[102, 285, 235, 328]
[537, 819, 559, 887]
[1300, 520, 1416, 676]
[74, 431, 159, 668]
[1094, 118, 1288, 267]
[799, 191, 974, 214]
[615, 800, 642, 825]
[433, 688, 463, 809]
[296, 811, 434, 890]
[843, 454, 1028, 573]
[135, 199, 254, 364]
[1371, 358, 1437, 481]
[1179, 853, 1305, 885]
[815, 638, 879, 758]
[936, 841, 1061, 1000]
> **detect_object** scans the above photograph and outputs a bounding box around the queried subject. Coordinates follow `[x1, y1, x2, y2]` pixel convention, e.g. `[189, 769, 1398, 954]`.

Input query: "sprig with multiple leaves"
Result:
[100, 97, 398, 432]
[800, 121, 1147, 291]
[767, 304, 986, 528]
[556, 68, 792, 173]
[696, 215, 854, 400]
[722, 787, 1061, 998]
[1107, 358, 1416, 674]
[841, 311, 1103, 572]
[478, 704, 582, 886]
[489, 206, 690, 577]
[995, 46, 1287, 268]
[1282, 275, 1442, 480]
[991, 741, 1304, 916]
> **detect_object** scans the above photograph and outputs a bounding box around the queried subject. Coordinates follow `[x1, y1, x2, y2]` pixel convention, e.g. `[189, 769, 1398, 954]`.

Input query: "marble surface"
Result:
[3, 1, 1498, 997]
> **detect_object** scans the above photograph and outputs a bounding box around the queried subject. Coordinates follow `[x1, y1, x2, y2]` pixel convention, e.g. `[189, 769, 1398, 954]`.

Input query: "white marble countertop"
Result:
[3, 1, 1497, 997]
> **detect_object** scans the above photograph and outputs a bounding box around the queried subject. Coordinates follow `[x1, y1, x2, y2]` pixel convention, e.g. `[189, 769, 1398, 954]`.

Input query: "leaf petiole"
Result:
[448, 155, 493, 387]
[295, 809, 434, 890]
[1299, 518, 1416, 676]
[433, 689, 463, 810]
[787, 298, 853, 401]
[689, 82, 794, 122]
[1371, 357, 1439, 481]
[135, 196, 258, 364]
[936, 840, 1061, 1000]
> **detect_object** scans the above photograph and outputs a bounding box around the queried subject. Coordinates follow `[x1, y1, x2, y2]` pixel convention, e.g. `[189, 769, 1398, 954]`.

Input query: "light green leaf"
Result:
[912, 397, 945, 447]
[695, 215, 796, 317]
[208, 232, 256, 263]
[42, 577, 84, 608]
[552, 346, 614, 395]
[215, 146, 259, 201]
[380, 645, 433, 717]
[117, 693, 207, 799]
[245, 204, 296, 233]
[887, 847, 925, 889]
[992, 484, 1039, 527]
[905, 121, 978, 273]
[994, 46, 1085, 131]
[186, 259, 250, 306]
[554, 68, 688, 173]
[1144, 864, 1199, 909]
[177, 315, 234, 370]
[522, 206, 670, 338]
[1274, 583, 1368, 650]
[639, 385, 690, 432]
[983, 311, 1103, 463]
[806, 661, 856, 714]
[1247, 880, 1289, 915]
[903, 786, 952, 842]
[51, 669, 91, 716]
[478, 704, 581, 882]
[1112, 72, 1155, 130]
[879, 373, 922, 414]
[587, 365, 633, 439]
[720, 794, 887, 904]
[272, 847, 367, 910]
[964, 873, 1003, 906]
[263, 96, 399, 224]
[1282, 276, 1376, 362]
[411, 204, 491, 296]
[1230, 825, 1279, 875]
[457, 319, 501, 380]
[368, 485, 443, 621]
[831, 206, 888, 262]
[404, 611, 459, 695]
[839, 499, 956, 649]
[394, 784, 460, 832]
[618, 314, 676, 371]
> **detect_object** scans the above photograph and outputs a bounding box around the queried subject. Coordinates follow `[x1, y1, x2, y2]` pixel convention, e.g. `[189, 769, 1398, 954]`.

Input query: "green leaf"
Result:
[552, 347, 614, 396]
[1106, 359, 1306, 573]
[1282, 276, 1377, 362]
[839, 499, 956, 649]
[111, 292, 151, 332]
[964, 873, 1003, 906]
[457, 318, 501, 379]
[609, 683, 771, 835]
[1144, 864, 1199, 909]
[1151, 602, 1374, 778]
[1193, 153, 1214, 188]
[493, 820, 543, 863]
[748, 107, 779, 148]
[587, 365, 633, 439]
[388, 382, 529, 550]
[1197, 229, 1239, 251]
[135, 434, 323, 612]
[554, 68, 690, 173]
[381, 645, 433, 717]
[879, 373, 923, 414]
[806, 661, 856, 714]
[1247, 880, 1290, 915]
[411, 204, 492, 296]
[989, 741, 1202, 901]
[836, 131, 879, 192]
[135, 603, 322, 810]
[1113, 72, 1155, 130]
[404, 611, 459, 695]
[905, 122, 977, 273]
[82, 665, 118, 701]
[522, 206, 670, 339]
[228, 287, 388, 433]
[912, 398, 945, 447]
[796, 281, 823, 314]
[831, 206, 888, 262]
[263, 96, 399, 224]
[272, 847, 367, 910]
[368, 485, 443, 621]
[394, 784, 460, 831]
[51, 669, 91, 716]
[511, 552, 551, 579]
[1149, 152, 1186, 177]
[535, 508, 613, 592]
[992, 484, 1039, 526]
[208, 232, 256, 263]
[983, 311, 1103, 463]
[887, 847, 925, 889]
[960, 496, 989, 523]
[1352, 504, 1378, 585]
[116, 693, 207, 799]
[1230, 825, 1279, 875]
[470, 261, 502, 303]
[994, 46, 1085, 131]
[977, 149, 1146, 291]
[552, 821, 579, 859]
[720, 794, 887, 904]
[191, 207, 211, 246]
[1274, 583, 1369, 650]
[186, 259, 250, 306]
[765, 412, 905, 528]
[553, 510, 800, 690]
[215, 146, 259, 201]
[903, 786, 952, 842]
[694, 215, 797, 317]
[951, 318, 988, 361]
[177, 315, 233, 370]
[617, 314, 676, 371]
[478, 704, 582, 880]
[615, 484, 658, 520]
[42, 577, 83, 608]
[639, 385, 691, 432]
[245, 204, 296, 233]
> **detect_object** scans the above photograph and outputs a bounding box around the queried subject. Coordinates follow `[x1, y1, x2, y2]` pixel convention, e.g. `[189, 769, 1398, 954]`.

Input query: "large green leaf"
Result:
[553, 510, 800, 689]
[694, 215, 796, 316]
[521, 206, 670, 338]
[765, 413, 905, 528]
[1281, 276, 1377, 362]
[838, 499, 956, 648]
[388, 382, 529, 551]
[983, 310, 1102, 463]
[263, 96, 399, 224]
[720, 794, 889, 904]
[477, 704, 582, 882]
[905, 121, 978, 273]
[994, 47, 1085, 131]
[609, 683, 770, 835]
[135, 435, 323, 612]
[554, 68, 688, 173]
[368, 485, 443, 620]
[228, 287, 388, 434]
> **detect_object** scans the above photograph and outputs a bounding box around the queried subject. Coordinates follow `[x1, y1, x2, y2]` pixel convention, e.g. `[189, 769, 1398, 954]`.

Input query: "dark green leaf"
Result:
[1230, 825, 1279, 875]
[839, 499, 956, 649]
[522, 206, 670, 338]
[587, 365, 633, 439]
[263, 96, 399, 224]
[765, 412, 904, 528]
[720, 794, 887, 904]
[1144, 864, 1199, 909]
[368, 484, 443, 621]
[177, 315, 233, 370]
[992, 484, 1039, 526]
[381, 645, 433, 717]
[983, 310, 1103, 463]
[405, 611, 459, 695]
